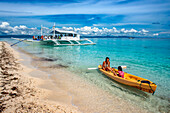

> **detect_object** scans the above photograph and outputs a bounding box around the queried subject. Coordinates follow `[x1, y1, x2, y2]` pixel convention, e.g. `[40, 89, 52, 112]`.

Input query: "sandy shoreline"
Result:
[0, 41, 151, 113]
[0, 41, 80, 113]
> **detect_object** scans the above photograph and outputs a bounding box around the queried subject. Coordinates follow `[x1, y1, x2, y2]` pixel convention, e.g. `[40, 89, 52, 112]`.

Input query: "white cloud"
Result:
[159, 31, 170, 34]
[120, 28, 125, 32]
[62, 26, 73, 31]
[0, 21, 152, 37]
[0, 22, 42, 35]
[141, 29, 149, 33]
[81, 32, 90, 35]
[0, 0, 169, 16]
[82, 26, 92, 31]
[92, 27, 99, 32]
[74, 27, 80, 31]
[14, 26, 19, 29]
[0, 22, 10, 27]
[153, 33, 159, 36]
[71, 26, 151, 36]
[93, 24, 107, 27]
[4, 30, 9, 33]
[88, 17, 95, 21]
[112, 23, 150, 26]
[21, 31, 26, 34]
[120, 28, 128, 33]
[128, 28, 138, 33]
[19, 25, 27, 29]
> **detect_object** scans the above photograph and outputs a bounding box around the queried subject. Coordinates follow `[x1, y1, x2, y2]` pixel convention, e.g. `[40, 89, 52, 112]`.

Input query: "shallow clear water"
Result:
[1, 37, 170, 112]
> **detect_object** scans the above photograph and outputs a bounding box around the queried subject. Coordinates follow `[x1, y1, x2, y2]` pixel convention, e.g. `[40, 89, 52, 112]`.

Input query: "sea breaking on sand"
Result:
[0, 41, 80, 113]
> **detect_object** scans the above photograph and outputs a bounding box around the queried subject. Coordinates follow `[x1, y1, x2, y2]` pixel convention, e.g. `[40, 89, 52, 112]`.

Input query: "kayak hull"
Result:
[98, 65, 157, 94]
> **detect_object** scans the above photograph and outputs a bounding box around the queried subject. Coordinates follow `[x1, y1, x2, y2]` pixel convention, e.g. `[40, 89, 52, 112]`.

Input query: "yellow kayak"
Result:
[98, 65, 157, 94]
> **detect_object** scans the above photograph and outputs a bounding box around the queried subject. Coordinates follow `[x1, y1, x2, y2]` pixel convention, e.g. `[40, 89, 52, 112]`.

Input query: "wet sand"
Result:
[0, 42, 80, 113]
[16, 45, 150, 112]
[0, 41, 150, 113]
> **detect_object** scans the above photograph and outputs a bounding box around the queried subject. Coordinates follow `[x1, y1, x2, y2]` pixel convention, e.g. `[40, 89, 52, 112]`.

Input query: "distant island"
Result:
[0, 35, 136, 39]
[0, 35, 32, 38]
[80, 36, 134, 38]
[152, 22, 160, 24]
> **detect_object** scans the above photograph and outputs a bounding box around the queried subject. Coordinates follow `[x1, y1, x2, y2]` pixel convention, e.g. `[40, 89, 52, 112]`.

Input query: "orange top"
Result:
[41, 35, 43, 39]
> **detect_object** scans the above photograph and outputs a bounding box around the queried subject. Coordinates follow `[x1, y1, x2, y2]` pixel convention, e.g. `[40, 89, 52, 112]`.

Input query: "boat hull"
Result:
[98, 65, 157, 94]
[12, 38, 96, 46]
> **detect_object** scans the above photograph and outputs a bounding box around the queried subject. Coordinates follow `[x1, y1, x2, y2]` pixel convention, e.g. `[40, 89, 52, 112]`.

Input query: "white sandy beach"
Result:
[0, 41, 80, 113]
[0, 41, 150, 113]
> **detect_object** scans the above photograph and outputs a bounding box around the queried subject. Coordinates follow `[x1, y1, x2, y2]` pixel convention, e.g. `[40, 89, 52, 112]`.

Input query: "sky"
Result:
[0, 0, 170, 17]
[0, 0, 169, 37]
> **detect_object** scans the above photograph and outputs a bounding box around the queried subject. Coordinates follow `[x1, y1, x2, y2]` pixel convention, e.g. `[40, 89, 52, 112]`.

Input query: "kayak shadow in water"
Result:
[98, 70, 150, 99]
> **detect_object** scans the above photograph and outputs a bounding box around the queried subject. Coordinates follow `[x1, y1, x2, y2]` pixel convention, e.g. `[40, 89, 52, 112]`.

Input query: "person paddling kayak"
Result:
[102, 57, 113, 71]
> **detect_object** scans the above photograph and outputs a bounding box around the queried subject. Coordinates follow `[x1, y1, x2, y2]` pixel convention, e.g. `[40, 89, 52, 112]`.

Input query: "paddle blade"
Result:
[121, 66, 127, 69]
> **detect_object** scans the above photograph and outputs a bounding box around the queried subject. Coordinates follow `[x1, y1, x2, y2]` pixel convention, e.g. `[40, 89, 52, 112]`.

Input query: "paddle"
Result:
[88, 66, 127, 70]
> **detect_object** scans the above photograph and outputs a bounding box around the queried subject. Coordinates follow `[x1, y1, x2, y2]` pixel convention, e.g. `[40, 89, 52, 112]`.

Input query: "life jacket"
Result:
[118, 71, 124, 78]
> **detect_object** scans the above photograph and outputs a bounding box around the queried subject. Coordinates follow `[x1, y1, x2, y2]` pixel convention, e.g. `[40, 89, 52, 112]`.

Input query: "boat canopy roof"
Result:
[51, 30, 78, 34]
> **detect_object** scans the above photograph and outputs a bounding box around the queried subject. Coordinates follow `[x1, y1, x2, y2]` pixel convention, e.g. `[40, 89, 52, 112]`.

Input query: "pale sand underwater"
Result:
[0, 41, 150, 113]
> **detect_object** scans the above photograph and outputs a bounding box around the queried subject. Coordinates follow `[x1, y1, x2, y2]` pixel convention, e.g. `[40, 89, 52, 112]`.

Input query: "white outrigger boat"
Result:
[12, 24, 96, 46]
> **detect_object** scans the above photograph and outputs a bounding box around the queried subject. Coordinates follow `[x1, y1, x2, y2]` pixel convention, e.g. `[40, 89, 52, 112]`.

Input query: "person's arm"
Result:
[113, 71, 117, 76]
[115, 70, 118, 72]
[102, 61, 105, 70]
[108, 61, 110, 67]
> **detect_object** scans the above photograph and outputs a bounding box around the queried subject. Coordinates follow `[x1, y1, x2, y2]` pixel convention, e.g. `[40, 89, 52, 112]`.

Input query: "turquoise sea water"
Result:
[1, 37, 170, 112]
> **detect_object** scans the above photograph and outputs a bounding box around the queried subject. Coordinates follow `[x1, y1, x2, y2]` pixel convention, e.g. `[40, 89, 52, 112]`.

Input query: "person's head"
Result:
[105, 57, 110, 63]
[118, 66, 122, 71]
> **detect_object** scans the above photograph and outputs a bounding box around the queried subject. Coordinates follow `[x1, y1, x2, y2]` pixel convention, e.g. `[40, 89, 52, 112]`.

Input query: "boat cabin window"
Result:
[67, 34, 72, 36]
[50, 32, 78, 39]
